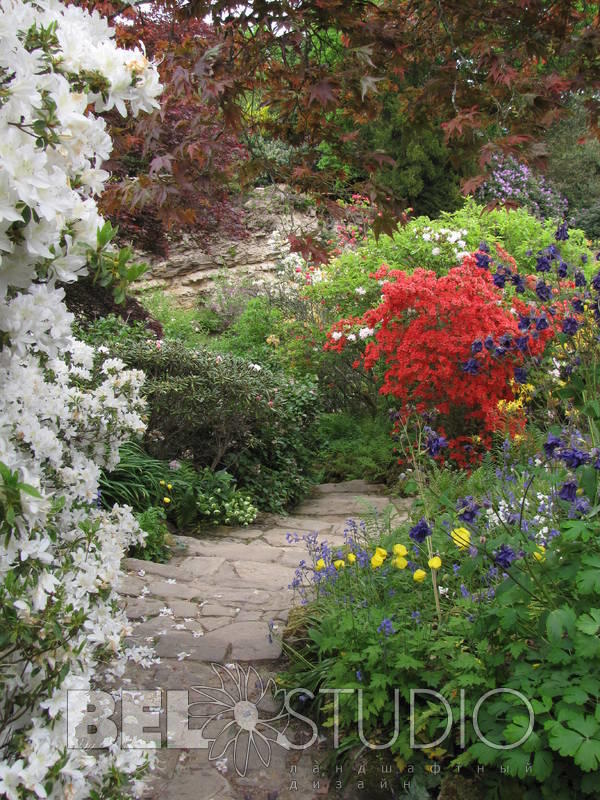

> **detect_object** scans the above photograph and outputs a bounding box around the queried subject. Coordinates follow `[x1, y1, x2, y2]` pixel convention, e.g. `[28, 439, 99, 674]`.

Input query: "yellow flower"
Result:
[167, 483, 172, 490]
[375, 547, 388, 559]
[428, 556, 442, 570]
[533, 545, 546, 563]
[334, 559, 346, 570]
[413, 569, 427, 583]
[393, 544, 408, 557]
[159, 480, 166, 486]
[371, 554, 385, 569]
[451, 527, 471, 550]
[163, 497, 171, 504]
[393, 556, 408, 570]
[347, 553, 357, 565]
[315, 558, 326, 572]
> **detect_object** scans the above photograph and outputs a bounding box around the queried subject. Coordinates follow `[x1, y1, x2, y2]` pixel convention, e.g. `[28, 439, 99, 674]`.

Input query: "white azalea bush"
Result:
[0, 0, 162, 797]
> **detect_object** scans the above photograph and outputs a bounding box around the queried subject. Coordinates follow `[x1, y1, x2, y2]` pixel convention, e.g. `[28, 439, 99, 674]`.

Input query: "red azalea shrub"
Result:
[326, 255, 555, 466]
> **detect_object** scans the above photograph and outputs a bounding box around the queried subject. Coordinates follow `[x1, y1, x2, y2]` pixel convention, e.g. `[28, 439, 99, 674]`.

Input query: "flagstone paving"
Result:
[116, 481, 412, 800]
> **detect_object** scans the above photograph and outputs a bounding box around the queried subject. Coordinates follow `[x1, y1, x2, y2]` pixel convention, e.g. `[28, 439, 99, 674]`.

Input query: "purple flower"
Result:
[475, 252, 492, 269]
[425, 427, 448, 457]
[559, 448, 589, 469]
[575, 270, 587, 288]
[570, 497, 591, 518]
[562, 316, 580, 336]
[571, 298, 584, 314]
[592, 271, 600, 292]
[535, 280, 552, 302]
[471, 339, 483, 354]
[411, 610, 421, 624]
[543, 433, 562, 458]
[408, 518, 433, 543]
[462, 358, 480, 375]
[377, 618, 395, 637]
[557, 261, 568, 278]
[535, 315, 549, 331]
[456, 496, 481, 523]
[555, 222, 569, 241]
[493, 271, 507, 288]
[536, 254, 552, 272]
[484, 336, 495, 351]
[494, 544, 517, 569]
[515, 335, 530, 353]
[513, 367, 528, 384]
[558, 480, 578, 503]
[518, 315, 531, 331]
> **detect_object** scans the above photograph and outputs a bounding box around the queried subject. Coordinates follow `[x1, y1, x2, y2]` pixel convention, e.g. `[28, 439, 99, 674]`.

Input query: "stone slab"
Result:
[200, 586, 272, 606]
[266, 516, 333, 533]
[148, 581, 202, 601]
[154, 632, 228, 662]
[122, 598, 165, 620]
[201, 604, 239, 618]
[294, 494, 392, 517]
[232, 560, 296, 590]
[314, 479, 386, 494]
[203, 621, 282, 661]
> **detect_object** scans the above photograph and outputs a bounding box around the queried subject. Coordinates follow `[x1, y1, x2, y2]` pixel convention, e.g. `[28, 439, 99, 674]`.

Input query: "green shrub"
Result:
[74, 314, 153, 349]
[130, 506, 172, 562]
[137, 290, 210, 346]
[99, 440, 168, 511]
[115, 341, 322, 512]
[306, 200, 595, 324]
[314, 412, 398, 484]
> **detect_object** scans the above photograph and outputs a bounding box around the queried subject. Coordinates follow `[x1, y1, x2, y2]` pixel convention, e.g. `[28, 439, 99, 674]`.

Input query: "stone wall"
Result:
[133, 184, 323, 306]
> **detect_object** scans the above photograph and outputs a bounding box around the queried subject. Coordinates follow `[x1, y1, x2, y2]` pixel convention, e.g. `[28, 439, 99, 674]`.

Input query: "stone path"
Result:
[116, 480, 411, 800]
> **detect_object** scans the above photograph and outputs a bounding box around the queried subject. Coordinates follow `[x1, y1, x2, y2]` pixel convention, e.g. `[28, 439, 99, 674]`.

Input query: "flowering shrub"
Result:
[0, 1, 161, 797]
[326, 255, 555, 466]
[476, 154, 568, 222]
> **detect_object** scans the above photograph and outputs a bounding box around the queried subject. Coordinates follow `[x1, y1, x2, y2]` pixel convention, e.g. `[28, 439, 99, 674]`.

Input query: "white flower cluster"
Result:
[417, 226, 470, 262]
[0, 1, 161, 797]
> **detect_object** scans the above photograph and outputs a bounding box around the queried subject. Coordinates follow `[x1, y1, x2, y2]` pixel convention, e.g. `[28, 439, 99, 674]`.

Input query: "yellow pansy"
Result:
[533, 545, 546, 563]
[167, 483, 172, 490]
[451, 527, 471, 550]
[375, 547, 388, 559]
[393, 557, 408, 570]
[393, 544, 408, 557]
[428, 556, 442, 570]
[334, 559, 346, 570]
[413, 569, 427, 583]
[315, 558, 326, 572]
[347, 553, 357, 565]
[371, 554, 385, 569]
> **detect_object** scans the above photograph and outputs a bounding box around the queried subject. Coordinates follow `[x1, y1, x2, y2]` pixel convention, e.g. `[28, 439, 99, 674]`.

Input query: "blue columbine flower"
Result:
[558, 480, 578, 503]
[575, 270, 587, 287]
[555, 222, 569, 241]
[513, 275, 526, 293]
[513, 367, 528, 384]
[356, 670, 363, 682]
[425, 427, 448, 457]
[572, 298, 584, 314]
[515, 335, 530, 353]
[476, 251, 492, 269]
[592, 272, 600, 292]
[570, 497, 591, 518]
[536, 254, 552, 272]
[557, 261, 568, 278]
[559, 447, 589, 468]
[456, 496, 481, 523]
[518, 315, 531, 331]
[377, 618, 395, 637]
[479, 241, 490, 253]
[493, 271, 507, 288]
[494, 544, 517, 569]
[536, 280, 552, 302]
[471, 339, 483, 354]
[462, 358, 480, 375]
[543, 433, 562, 458]
[484, 335, 495, 351]
[411, 610, 421, 624]
[562, 316, 580, 336]
[408, 518, 433, 543]
[535, 315, 549, 331]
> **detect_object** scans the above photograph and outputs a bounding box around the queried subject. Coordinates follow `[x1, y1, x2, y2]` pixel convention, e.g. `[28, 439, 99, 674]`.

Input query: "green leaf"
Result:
[576, 556, 600, 595]
[532, 749, 553, 780]
[580, 466, 598, 503]
[546, 607, 576, 644]
[577, 608, 600, 636]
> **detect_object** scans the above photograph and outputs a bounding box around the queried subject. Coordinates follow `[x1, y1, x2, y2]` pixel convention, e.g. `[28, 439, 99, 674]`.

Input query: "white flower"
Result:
[248, 363, 262, 371]
[358, 327, 374, 339]
[331, 331, 343, 341]
[431, 247, 441, 256]
[354, 286, 366, 295]
[177, 652, 192, 661]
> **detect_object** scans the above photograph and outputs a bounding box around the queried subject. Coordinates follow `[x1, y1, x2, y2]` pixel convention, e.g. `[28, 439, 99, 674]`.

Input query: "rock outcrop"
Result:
[133, 184, 323, 305]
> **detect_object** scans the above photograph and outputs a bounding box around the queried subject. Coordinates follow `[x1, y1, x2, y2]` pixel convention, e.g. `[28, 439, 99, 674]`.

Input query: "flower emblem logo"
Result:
[188, 663, 291, 777]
